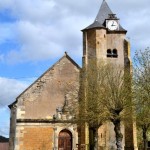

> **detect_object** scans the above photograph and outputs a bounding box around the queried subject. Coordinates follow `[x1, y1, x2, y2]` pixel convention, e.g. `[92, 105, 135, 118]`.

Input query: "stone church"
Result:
[9, 1, 137, 150]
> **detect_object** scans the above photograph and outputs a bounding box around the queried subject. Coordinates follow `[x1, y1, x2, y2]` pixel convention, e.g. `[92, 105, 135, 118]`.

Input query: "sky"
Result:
[0, 0, 150, 137]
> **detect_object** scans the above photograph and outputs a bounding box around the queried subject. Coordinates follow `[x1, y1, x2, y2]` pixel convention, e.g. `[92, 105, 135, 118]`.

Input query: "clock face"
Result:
[107, 20, 118, 31]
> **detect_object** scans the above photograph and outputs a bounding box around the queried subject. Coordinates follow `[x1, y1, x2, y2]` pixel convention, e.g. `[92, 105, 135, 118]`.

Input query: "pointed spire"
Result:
[82, 0, 113, 31]
[82, 0, 126, 32]
[95, 0, 113, 24]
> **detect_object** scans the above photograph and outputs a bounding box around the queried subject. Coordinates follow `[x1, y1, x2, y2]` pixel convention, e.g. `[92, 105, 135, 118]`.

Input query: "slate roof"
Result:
[82, 0, 126, 32]
[95, 0, 113, 25]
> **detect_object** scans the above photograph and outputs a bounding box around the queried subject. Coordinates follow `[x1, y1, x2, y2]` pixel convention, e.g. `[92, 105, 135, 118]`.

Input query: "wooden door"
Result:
[58, 129, 72, 150]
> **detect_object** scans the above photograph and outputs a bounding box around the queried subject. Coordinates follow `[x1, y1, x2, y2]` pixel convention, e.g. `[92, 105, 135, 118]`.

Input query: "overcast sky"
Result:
[0, 0, 150, 137]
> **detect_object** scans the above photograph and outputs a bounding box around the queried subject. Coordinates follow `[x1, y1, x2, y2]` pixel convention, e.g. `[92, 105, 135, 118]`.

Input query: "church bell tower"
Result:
[82, 0, 128, 67]
[81, 0, 137, 150]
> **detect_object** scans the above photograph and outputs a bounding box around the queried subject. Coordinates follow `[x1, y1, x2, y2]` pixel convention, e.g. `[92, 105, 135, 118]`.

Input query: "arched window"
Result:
[107, 49, 112, 57]
[112, 49, 118, 58]
[107, 49, 118, 58]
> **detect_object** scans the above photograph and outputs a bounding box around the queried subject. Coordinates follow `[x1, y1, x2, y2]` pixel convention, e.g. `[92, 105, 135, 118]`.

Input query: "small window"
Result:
[112, 49, 118, 58]
[107, 49, 112, 57]
[107, 49, 118, 58]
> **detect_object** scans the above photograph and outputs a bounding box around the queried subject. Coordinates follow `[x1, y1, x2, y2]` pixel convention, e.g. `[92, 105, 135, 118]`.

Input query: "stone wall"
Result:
[9, 54, 80, 150]
[14, 123, 78, 150]
[9, 106, 17, 150]
[16, 54, 80, 120]
[18, 126, 53, 150]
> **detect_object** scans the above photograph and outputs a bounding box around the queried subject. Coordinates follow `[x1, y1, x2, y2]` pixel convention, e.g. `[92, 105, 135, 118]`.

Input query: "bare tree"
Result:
[133, 48, 150, 150]
[78, 62, 104, 150]
[78, 60, 133, 150]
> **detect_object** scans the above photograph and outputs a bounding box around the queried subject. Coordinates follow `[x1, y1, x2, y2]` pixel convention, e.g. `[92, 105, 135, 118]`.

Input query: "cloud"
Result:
[5, 21, 64, 63]
[0, 107, 10, 137]
[107, 0, 150, 50]
[0, 75, 26, 137]
[0, 77, 32, 107]
[0, 0, 96, 64]
[5, 17, 84, 63]
[10, 0, 56, 23]
[0, 76, 37, 137]
[0, 76, 36, 137]
[0, 23, 15, 44]
[0, 0, 13, 10]
[0, 0, 150, 64]
[0, 54, 4, 62]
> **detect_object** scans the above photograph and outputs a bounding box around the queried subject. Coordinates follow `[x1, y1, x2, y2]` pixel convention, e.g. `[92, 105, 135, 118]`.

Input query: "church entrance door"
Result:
[58, 129, 72, 150]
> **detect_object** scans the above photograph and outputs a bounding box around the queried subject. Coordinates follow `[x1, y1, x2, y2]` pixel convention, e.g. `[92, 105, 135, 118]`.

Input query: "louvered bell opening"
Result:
[107, 49, 112, 57]
[112, 49, 118, 58]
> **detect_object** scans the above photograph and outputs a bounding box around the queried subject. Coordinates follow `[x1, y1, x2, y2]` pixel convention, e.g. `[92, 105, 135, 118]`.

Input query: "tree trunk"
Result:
[113, 119, 123, 150]
[90, 128, 98, 150]
[93, 128, 98, 150]
[142, 127, 147, 150]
